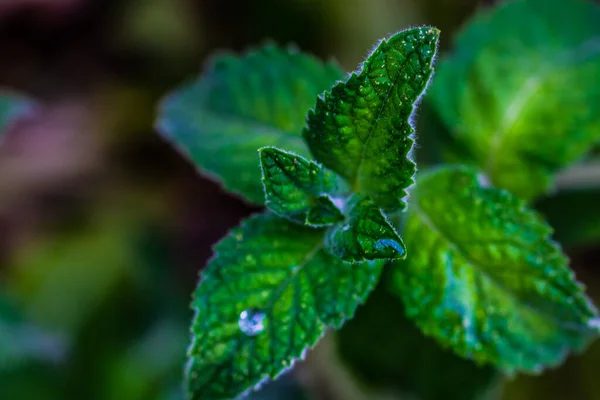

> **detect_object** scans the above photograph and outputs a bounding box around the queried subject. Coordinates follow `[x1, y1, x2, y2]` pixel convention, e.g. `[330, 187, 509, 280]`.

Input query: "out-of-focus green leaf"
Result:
[391, 165, 599, 374]
[102, 320, 188, 400]
[304, 27, 439, 212]
[430, 0, 600, 200]
[337, 275, 499, 400]
[157, 44, 344, 204]
[0, 363, 63, 400]
[0, 295, 66, 369]
[187, 212, 383, 400]
[6, 211, 142, 336]
[259, 147, 345, 227]
[325, 194, 405, 262]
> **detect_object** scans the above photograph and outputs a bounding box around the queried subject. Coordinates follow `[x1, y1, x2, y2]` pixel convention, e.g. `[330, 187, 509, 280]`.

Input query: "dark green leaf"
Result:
[157, 44, 344, 204]
[0, 295, 66, 369]
[187, 213, 383, 400]
[6, 209, 144, 335]
[259, 147, 345, 227]
[303, 27, 439, 212]
[337, 273, 499, 400]
[429, 0, 600, 200]
[306, 196, 344, 227]
[391, 165, 600, 374]
[325, 195, 405, 262]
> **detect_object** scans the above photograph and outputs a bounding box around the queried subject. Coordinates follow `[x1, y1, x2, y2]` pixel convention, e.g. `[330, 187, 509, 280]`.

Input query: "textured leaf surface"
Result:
[157, 45, 344, 203]
[304, 27, 439, 211]
[0, 93, 31, 137]
[259, 147, 345, 227]
[429, 0, 600, 199]
[391, 166, 600, 374]
[325, 195, 405, 262]
[187, 213, 383, 400]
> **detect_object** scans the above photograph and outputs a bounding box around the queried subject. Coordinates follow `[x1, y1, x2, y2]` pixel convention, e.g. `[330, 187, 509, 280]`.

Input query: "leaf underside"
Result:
[304, 26, 439, 212]
[187, 213, 383, 400]
[429, 0, 600, 199]
[391, 166, 599, 374]
[157, 44, 345, 204]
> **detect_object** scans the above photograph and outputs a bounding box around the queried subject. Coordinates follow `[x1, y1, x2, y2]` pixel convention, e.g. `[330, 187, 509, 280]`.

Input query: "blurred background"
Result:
[0, 0, 599, 399]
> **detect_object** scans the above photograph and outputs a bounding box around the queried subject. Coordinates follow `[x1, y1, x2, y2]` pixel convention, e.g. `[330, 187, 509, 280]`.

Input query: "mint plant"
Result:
[156, 0, 600, 398]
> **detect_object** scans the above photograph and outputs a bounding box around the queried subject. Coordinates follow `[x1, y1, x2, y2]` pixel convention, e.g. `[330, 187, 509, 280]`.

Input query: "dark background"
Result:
[1, 1, 599, 399]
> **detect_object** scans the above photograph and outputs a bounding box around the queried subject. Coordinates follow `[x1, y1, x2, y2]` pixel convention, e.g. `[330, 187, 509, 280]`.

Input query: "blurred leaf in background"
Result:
[1, 0, 600, 399]
[0, 293, 67, 369]
[429, 0, 600, 200]
[337, 269, 499, 400]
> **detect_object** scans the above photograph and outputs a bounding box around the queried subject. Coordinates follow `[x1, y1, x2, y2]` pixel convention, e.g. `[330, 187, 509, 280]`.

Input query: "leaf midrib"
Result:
[484, 35, 600, 178]
[411, 201, 591, 333]
[351, 46, 420, 190]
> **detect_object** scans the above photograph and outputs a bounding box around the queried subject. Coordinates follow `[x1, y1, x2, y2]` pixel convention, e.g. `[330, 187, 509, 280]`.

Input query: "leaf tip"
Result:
[257, 146, 277, 164]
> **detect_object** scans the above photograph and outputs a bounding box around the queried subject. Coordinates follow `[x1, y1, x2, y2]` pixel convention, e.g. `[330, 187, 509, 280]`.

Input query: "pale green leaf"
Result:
[429, 0, 600, 199]
[259, 147, 345, 227]
[187, 213, 383, 400]
[391, 165, 599, 374]
[303, 27, 439, 212]
[157, 44, 344, 204]
[325, 195, 405, 262]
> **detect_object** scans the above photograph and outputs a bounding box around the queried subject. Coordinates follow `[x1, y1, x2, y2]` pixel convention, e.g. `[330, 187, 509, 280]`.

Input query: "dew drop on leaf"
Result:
[374, 239, 404, 254]
[238, 309, 266, 336]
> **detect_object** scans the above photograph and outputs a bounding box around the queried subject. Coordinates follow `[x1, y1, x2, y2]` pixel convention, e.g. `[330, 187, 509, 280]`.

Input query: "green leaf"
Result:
[306, 196, 344, 227]
[429, 0, 600, 200]
[391, 165, 600, 374]
[0, 93, 31, 136]
[187, 212, 383, 400]
[6, 208, 143, 336]
[0, 295, 67, 369]
[157, 44, 344, 204]
[303, 26, 439, 212]
[102, 320, 187, 400]
[337, 273, 499, 400]
[325, 195, 405, 262]
[259, 147, 345, 227]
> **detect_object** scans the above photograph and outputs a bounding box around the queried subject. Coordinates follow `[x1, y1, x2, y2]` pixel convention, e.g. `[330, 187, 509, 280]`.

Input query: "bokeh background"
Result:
[1, 1, 599, 399]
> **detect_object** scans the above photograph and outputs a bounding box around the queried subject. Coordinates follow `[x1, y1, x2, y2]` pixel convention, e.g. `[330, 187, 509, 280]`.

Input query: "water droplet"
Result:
[374, 239, 404, 255]
[238, 309, 266, 336]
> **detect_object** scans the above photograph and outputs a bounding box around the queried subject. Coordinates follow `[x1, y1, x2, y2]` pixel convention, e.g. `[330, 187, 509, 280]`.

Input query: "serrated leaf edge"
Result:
[186, 212, 379, 400]
[258, 146, 345, 228]
[303, 26, 440, 208]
